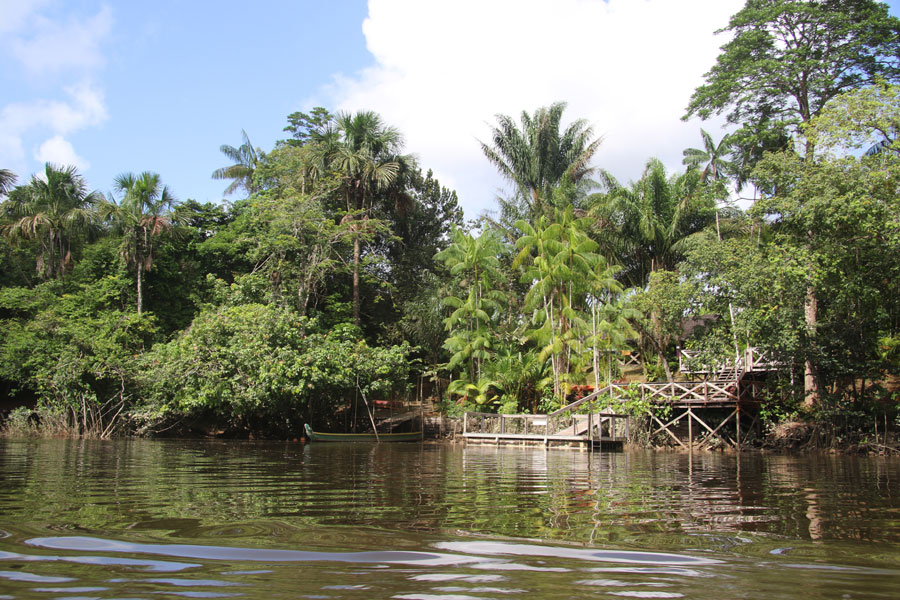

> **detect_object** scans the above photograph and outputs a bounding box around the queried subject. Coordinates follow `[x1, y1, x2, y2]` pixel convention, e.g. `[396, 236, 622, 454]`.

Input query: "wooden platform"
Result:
[462, 407, 629, 451]
[460, 347, 777, 451]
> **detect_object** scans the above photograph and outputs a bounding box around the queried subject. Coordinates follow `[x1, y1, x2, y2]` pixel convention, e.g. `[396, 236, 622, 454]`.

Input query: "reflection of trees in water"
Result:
[1, 440, 898, 548]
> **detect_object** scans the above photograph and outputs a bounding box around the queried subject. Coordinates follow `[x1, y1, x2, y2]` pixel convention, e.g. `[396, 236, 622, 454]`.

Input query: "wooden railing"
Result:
[679, 347, 779, 377]
[463, 397, 629, 442]
[586, 381, 739, 406]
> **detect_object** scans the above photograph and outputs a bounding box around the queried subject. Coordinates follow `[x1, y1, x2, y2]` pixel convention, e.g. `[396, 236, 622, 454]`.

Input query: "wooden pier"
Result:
[463, 403, 629, 450]
[462, 347, 777, 451]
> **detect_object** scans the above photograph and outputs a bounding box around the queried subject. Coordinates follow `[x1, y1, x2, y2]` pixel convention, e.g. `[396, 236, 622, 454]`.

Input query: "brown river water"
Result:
[0, 439, 898, 599]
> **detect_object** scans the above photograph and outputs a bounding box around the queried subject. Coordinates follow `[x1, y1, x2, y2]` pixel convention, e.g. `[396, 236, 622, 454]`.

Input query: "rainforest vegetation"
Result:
[1, 0, 899, 443]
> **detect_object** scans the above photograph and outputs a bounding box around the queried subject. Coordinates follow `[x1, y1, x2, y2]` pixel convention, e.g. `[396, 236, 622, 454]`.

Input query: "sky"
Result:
[2, 0, 900, 220]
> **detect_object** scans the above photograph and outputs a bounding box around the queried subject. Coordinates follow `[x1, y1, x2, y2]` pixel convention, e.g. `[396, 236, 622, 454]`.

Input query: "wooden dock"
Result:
[463, 403, 629, 450]
[462, 347, 777, 451]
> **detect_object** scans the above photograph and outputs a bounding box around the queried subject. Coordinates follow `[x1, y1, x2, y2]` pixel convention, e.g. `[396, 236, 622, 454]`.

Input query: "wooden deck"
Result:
[463, 347, 777, 451]
[463, 408, 629, 450]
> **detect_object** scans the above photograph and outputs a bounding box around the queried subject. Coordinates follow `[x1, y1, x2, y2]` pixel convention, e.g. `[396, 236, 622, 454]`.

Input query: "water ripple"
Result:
[27, 536, 482, 566]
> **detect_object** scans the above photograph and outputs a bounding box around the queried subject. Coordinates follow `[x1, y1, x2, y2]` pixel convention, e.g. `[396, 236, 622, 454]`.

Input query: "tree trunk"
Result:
[803, 284, 818, 407]
[136, 260, 143, 315]
[352, 233, 360, 326]
[658, 348, 673, 384]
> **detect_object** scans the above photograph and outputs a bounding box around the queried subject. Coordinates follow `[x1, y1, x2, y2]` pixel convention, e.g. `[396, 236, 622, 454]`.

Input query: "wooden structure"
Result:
[644, 346, 778, 449]
[463, 399, 628, 450]
[463, 347, 777, 451]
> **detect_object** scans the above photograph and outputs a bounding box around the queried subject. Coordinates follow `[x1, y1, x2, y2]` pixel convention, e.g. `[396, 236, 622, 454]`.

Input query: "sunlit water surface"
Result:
[0, 439, 898, 599]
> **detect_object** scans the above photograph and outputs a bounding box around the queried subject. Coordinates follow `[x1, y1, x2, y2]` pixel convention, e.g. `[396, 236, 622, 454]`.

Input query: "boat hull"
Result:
[304, 423, 423, 442]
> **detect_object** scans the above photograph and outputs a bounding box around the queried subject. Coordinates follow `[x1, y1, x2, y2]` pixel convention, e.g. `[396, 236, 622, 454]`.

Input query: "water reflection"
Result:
[0, 439, 898, 599]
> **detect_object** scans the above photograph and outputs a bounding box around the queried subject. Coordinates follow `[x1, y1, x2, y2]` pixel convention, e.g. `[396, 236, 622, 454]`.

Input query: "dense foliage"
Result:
[2, 0, 899, 443]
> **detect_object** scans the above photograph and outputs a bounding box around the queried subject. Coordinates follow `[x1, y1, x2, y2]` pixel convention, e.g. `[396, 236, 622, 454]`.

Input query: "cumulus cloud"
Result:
[0, 80, 108, 172]
[34, 135, 90, 171]
[312, 0, 742, 217]
[0, 4, 111, 176]
[1, 81, 108, 135]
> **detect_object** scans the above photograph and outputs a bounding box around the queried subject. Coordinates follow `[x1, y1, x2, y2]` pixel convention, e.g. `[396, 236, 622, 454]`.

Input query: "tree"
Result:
[435, 227, 508, 402]
[385, 168, 463, 296]
[101, 172, 177, 314]
[806, 82, 900, 156]
[306, 110, 413, 325]
[750, 83, 900, 407]
[139, 305, 410, 436]
[590, 159, 717, 288]
[227, 149, 352, 316]
[686, 0, 900, 404]
[685, 0, 900, 159]
[480, 102, 602, 222]
[631, 271, 696, 383]
[682, 129, 735, 184]
[514, 202, 623, 399]
[212, 130, 260, 197]
[2, 164, 100, 279]
[0, 169, 16, 198]
[283, 107, 334, 147]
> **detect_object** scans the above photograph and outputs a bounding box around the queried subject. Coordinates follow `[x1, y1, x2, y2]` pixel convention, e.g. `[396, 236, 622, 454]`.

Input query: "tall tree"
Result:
[283, 107, 334, 147]
[514, 203, 622, 398]
[2, 164, 100, 279]
[685, 0, 900, 404]
[682, 129, 735, 184]
[101, 172, 177, 314]
[307, 110, 413, 325]
[685, 0, 900, 159]
[751, 83, 900, 407]
[590, 159, 717, 289]
[212, 130, 260, 197]
[435, 227, 508, 398]
[480, 102, 602, 222]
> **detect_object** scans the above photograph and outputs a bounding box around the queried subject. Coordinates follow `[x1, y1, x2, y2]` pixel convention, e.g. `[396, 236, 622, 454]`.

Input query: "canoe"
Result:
[304, 423, 423, 442]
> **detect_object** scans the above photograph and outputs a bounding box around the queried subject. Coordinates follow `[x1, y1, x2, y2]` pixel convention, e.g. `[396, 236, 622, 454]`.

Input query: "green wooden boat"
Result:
[304, 423, 423, 442]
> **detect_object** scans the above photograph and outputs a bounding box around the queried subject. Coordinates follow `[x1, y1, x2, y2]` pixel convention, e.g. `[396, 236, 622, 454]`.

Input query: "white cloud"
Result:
[0, 0, 51, 35]
[312, 0, 742, 218]
[1, 81, 108, 135]
[3, 4, 112, 75]
[0, 80, 108, 171]
[0, 2, 111, 177]
[34, 135, 90, 170]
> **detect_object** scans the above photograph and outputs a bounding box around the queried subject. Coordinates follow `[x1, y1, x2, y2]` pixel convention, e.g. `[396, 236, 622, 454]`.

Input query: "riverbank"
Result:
[3, 406, 898, 455]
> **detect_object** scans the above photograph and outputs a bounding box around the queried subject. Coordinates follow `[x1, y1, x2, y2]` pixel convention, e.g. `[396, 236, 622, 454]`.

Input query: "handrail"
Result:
[679, 346, 778, 375]
[548, 388, 605, 417]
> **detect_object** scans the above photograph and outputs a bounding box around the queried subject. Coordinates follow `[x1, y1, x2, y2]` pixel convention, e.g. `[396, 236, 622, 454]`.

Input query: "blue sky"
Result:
[2, 0, 899, 218]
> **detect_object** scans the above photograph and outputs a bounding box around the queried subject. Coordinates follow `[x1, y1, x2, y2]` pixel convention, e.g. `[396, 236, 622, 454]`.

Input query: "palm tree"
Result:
[683, 128, 738, 241]
[101, 172, 177, 314]
[212, 130, 259, 197]
[307, 110, 413, 324]
[514, 204, 621, 399]
[2, 164, 100, 278]
[590, 159, 716, 289]
[682, 129, 734, 184]
[480, 102, 602, 222]
[0, 169, 16, 198]
[436, 227, 507, 388]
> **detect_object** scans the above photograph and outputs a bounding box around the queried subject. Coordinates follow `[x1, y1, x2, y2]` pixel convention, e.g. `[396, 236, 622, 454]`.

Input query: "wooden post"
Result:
[736, 405, 742, 452]
[688, 408, 693, 449]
